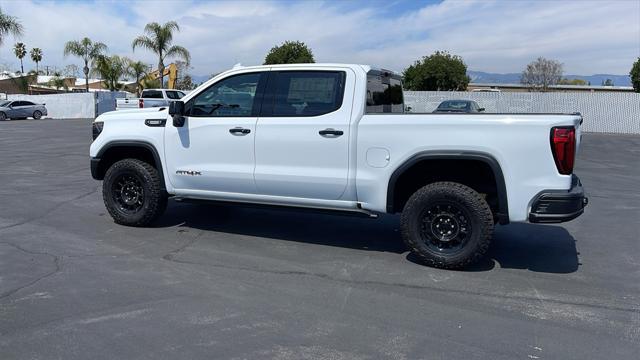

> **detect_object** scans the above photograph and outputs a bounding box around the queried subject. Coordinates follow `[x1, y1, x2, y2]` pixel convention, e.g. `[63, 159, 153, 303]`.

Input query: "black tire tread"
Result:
[102, 158, 167, 227]
[400, 181, 494, 269]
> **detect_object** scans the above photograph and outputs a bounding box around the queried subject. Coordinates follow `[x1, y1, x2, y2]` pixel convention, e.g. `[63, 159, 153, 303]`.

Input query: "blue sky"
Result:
[2, 0, 639, 77]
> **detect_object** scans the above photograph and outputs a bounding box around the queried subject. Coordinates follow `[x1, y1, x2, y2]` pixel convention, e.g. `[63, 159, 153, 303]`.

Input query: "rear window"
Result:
[165, 91, 184, 99]
[142, 90, 162, 99]
[366, 70, 404, 113]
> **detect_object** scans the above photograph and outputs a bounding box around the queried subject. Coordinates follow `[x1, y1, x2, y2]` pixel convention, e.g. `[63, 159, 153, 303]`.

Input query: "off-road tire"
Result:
[400, 182, 494, 269]
[103, 159, 167, 227]
[33, 110, 42, 120]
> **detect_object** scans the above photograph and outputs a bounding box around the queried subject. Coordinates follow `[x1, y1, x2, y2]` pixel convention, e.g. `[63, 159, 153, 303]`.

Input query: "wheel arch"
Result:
[386, 151, 509, 224]
[93, 140, 166, 191]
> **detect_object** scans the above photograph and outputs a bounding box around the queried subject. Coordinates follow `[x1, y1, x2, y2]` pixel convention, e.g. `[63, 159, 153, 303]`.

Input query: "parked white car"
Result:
[90, 63, 587, 269]
[116, 89, 185, 110]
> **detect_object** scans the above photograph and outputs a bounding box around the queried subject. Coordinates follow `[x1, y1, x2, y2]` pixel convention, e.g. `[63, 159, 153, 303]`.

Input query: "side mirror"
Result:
[169, 101, 186, 127]
[168, 100, 184, 116]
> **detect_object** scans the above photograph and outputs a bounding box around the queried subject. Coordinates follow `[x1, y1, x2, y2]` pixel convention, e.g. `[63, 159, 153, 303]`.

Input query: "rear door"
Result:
[254, 69, 354, 200]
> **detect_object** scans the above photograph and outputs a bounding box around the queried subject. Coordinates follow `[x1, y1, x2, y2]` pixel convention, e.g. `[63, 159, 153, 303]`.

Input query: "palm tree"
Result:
[0, 8, 23, 46]
[63, 37, 108, 92]
[127, 60, 148, 97]
[13, 42, 26, 73]
[30, 47, 42, 74]
[93, 55, 128, 91]
[132, 21, 190, 88]
[48, 75, 68, 92]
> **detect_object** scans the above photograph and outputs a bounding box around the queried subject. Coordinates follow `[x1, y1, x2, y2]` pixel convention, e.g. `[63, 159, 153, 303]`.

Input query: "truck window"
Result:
[366, 70, 404, 113]
[142, 90, 162, 99]
[165, 91, 184, 100]
[188, 72, 262, 117]
[268, 71, 345, 117]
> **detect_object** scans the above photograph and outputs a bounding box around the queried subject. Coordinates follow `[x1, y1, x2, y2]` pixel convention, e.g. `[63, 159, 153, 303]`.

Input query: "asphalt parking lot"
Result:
[0, 118, 638, 359]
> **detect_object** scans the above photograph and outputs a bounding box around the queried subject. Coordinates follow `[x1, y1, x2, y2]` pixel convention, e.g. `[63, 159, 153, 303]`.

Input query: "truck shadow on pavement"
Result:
[156, 201, 579, 274]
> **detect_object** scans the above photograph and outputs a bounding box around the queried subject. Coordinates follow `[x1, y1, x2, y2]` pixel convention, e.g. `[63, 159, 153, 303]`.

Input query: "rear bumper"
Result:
[529, 175, 588, 223]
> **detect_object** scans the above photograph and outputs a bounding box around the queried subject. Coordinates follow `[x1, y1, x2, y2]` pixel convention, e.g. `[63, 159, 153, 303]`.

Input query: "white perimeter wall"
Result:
[405, 91, 640, 134]
[7, 93, 95, 119]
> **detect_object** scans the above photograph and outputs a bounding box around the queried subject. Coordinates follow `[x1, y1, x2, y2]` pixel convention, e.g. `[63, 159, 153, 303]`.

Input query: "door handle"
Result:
[319, 128, 344, 137]
[229, 127, 251, 135]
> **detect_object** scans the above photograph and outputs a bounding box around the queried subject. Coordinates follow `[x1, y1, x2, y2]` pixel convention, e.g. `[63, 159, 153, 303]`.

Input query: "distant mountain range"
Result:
[468, 70, 632, 87]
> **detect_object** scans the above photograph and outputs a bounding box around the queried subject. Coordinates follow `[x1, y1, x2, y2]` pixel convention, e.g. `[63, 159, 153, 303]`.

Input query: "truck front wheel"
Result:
[103, 159, 167, 227]
[400, 182, 494, 269]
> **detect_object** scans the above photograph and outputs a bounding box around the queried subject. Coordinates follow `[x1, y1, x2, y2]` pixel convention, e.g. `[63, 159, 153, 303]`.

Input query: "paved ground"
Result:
[0, 119, 638, 359]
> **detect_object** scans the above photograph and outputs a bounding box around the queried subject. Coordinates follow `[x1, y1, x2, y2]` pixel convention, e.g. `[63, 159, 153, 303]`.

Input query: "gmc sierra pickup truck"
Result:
[90, 63, 587, 269]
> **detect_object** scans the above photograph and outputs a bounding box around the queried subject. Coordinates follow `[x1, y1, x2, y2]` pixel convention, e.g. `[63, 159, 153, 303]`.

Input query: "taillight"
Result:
[139, 99, 144, 108]
[550, 127, 576, 175]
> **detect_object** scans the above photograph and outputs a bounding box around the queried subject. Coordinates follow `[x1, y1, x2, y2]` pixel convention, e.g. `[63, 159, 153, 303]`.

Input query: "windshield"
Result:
[438, 101, 471, 110]
[0, 101, 11, 107]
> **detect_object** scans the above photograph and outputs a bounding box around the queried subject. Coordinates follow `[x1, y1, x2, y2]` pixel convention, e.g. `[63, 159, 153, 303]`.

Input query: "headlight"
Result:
[92, 121, 104, 140]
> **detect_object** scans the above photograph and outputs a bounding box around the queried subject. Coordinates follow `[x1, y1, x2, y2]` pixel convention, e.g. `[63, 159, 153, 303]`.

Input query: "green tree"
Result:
[558, 78, 587, 86]
[48, 75, 68, 91]
[63, 37, 108, 92]
[631, 58, 640, 93]
[93, 55, 128, 91]
[264, 40, 315, 65]
[13, 42, 26, 73]
[127, 60, 149, 96]
[403, 51, 470, 91]
[520, 57, 563, 91]
[132, 21, 190, 88]
[0, 8, 22, 47]
[30, 47, 42, 74]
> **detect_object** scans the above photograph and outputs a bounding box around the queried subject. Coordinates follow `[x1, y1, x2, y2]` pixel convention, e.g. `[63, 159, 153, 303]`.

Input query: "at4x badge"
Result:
[176, 170, 202, 176]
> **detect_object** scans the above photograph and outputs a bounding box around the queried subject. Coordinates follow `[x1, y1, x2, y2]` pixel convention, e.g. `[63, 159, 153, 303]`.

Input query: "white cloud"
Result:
[1, 0, 638, 77]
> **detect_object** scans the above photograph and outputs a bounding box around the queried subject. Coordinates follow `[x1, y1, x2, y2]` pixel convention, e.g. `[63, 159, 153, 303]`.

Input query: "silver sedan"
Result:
[0, 100, 48, 120]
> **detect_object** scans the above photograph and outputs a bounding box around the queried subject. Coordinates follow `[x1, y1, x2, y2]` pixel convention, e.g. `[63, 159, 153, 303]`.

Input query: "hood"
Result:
[96, 107, 169, 122]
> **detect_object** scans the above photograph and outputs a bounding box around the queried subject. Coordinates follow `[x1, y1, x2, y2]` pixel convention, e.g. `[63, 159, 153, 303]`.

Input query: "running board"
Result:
[173, 197, 379, 219]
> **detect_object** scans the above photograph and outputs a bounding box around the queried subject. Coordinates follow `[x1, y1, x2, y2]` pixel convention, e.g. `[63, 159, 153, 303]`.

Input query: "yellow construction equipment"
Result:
[143, 63, 178, 89]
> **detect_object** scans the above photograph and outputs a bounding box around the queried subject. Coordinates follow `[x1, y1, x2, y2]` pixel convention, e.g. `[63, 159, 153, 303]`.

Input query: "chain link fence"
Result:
[405, 91, 640, 134]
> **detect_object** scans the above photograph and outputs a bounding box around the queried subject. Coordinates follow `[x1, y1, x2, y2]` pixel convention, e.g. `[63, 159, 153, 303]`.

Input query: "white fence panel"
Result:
[405, 91, 640, 134]
[7, 93, 95, 119]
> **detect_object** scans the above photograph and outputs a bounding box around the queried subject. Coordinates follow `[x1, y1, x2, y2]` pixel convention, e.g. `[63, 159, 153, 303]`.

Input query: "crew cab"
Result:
[90, 63, 587, 269]
[116, 89, 185, 110]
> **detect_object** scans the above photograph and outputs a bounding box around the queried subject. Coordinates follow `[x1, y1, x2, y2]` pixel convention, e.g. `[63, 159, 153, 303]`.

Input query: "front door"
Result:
[164, 72, 267, 194]
[254, 69, 354, 200]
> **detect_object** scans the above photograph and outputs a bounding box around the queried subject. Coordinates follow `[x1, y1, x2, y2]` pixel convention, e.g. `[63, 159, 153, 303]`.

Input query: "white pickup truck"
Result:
[90, 63, 587, 269]
[116, 89, 186, 110]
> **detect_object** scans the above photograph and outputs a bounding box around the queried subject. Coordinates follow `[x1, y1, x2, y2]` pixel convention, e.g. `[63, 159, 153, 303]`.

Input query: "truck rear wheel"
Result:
[400, 182, 494, 269]
[103, 159, 167, 227]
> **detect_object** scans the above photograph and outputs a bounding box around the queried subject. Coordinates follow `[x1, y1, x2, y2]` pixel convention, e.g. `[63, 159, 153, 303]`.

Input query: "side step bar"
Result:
[173, 197, 379, 219]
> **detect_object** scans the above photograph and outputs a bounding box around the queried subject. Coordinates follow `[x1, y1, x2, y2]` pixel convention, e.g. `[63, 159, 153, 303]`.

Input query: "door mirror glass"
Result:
[169, 101, 185, 116]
